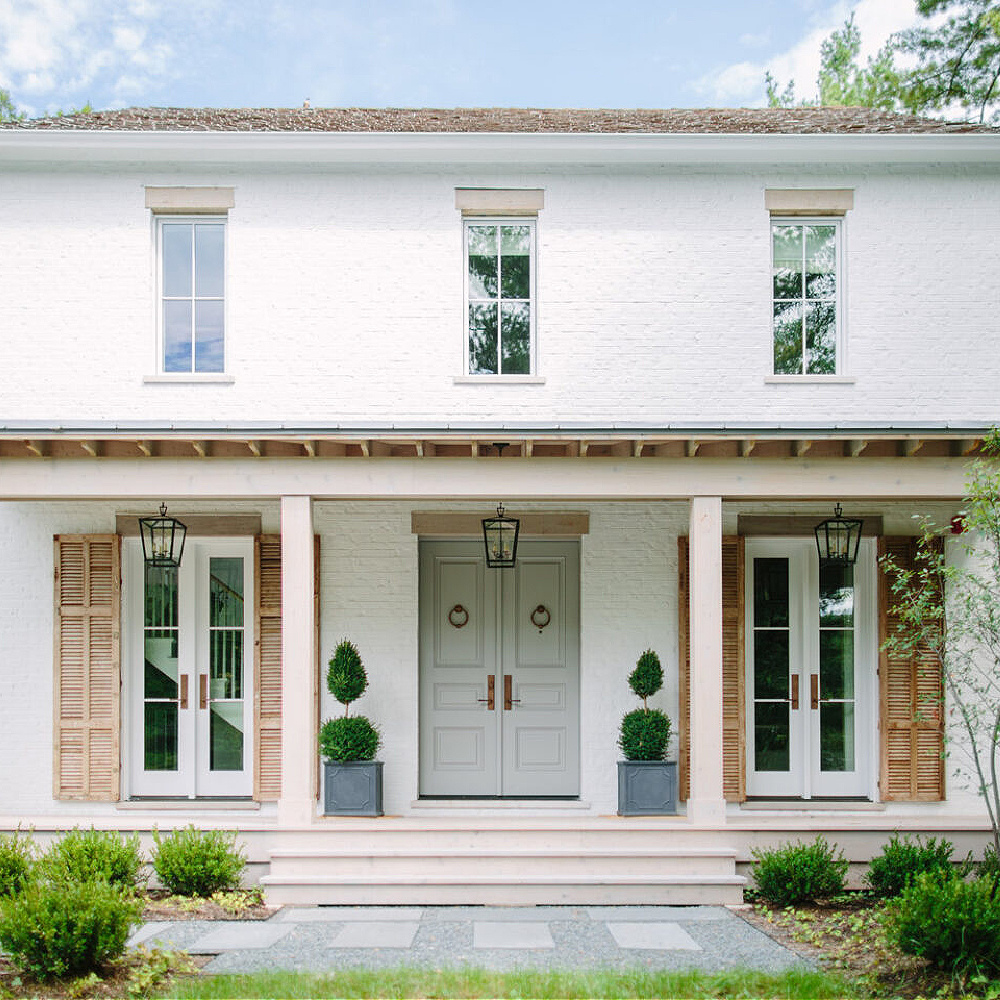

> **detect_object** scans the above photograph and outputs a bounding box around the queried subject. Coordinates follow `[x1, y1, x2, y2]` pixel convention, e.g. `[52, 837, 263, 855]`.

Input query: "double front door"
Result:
[419, 540, 580, 797]
[746, 537, 875, 798]
[126, 538, 253, 798]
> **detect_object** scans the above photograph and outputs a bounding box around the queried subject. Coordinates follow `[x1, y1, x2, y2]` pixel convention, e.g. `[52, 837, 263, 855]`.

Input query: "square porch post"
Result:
[688, 496, 726, 825]
[278, 495, 316, 827]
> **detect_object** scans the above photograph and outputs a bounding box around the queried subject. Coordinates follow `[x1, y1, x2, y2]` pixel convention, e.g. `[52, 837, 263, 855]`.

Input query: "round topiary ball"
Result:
[628, 649, 663, 701]
[618, 708, 671, 761]
[319, 716, 381, 762]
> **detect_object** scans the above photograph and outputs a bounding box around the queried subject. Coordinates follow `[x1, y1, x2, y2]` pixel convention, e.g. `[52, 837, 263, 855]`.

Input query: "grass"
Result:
[159, 965, 857, 999]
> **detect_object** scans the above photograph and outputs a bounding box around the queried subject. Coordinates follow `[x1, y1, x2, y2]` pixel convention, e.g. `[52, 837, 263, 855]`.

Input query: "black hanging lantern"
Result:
[814, 503, 863, 566]
[139, 503, 188, 568]
[482, 502, 519, 569]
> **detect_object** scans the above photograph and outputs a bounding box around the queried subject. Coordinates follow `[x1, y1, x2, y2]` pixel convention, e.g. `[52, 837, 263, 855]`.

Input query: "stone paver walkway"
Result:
[128, 905, 805, 974]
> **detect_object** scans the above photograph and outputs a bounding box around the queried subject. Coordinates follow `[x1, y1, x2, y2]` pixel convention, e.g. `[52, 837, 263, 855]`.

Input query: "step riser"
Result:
[269, 855, 734, 878]
[268, 832, 732, 851]
[262, 881, 743, 906]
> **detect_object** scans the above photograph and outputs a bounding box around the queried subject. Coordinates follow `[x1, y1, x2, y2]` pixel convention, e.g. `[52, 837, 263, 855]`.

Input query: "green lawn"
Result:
[159, 965, 856, 999]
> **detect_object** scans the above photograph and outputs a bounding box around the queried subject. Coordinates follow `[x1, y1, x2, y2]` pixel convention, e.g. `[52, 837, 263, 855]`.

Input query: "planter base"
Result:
[323, 760, 384, 816]
[617, 760, 677, 816]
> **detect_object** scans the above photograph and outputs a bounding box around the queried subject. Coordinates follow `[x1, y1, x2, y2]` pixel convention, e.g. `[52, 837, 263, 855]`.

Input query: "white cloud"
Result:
[692, 0, 923, 107]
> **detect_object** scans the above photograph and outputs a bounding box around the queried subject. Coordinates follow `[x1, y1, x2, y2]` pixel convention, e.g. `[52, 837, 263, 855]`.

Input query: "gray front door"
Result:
[419, 540, 580, 797]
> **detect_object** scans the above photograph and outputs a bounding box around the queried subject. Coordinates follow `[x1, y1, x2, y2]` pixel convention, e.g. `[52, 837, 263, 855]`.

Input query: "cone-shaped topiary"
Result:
[618, 648, 671, 761]
[319, 639, 380, 762]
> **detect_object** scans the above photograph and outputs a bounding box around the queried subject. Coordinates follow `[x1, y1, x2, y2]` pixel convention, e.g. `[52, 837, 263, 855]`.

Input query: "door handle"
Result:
[504, 674, 521, 711]
[180, 675, 189, 710]
[810, 673, 819, 710]
[790, 674, 799, 711]
[199, 674, 208, 710]
[477, 674, 495, 710]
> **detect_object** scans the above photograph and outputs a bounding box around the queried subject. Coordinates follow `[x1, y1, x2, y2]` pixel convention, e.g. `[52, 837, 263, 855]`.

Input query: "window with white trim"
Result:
[158, 218, 226, 373]
[465, 219, 535, 375]
[771, 219, 841, 375]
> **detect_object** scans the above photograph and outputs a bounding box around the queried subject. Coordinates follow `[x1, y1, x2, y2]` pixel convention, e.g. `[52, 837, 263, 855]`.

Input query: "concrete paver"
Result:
[329, 921, 421, 948]
[607, 921, 701, 950]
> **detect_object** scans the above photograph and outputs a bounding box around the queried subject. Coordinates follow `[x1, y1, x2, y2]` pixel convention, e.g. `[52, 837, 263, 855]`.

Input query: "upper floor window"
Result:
[465, 219, 535, 375]
[158, 218, 226, 373]
[771, 220, 841, 375]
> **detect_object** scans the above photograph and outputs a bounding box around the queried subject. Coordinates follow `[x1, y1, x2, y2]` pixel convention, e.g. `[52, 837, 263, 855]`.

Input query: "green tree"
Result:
[882, 430, 1000, 860]
[897, 0, 1000, 124]
[0, 88, 23, 122]
[766, 14, 901, 108]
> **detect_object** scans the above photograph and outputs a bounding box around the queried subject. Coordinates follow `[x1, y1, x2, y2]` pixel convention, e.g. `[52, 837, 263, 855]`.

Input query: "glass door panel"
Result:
[143, 565, 180, 772]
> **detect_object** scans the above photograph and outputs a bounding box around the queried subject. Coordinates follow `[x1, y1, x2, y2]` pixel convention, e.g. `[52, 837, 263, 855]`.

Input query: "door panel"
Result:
[127, 538, 253, 798]
[419, 540, 579, 798]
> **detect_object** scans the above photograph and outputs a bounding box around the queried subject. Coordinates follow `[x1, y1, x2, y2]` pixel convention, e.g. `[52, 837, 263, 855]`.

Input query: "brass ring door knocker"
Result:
[448, 604, 469, 628]
[530, 604, 551, 630]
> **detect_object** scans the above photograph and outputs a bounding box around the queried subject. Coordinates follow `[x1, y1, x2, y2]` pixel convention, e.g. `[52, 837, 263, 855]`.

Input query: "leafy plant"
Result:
[151, 826, 245, 897]
[0, 877, 140, 980]
[751, 836, 848, 906]
[618, 648, 671, 761]
[978, 843, 1000, 883]
[0, 830, 34, 897]
[865, 833, 954, 897]
[886, 869, 1000, 973]
[319, 638, 380, 762]
[40, 827, 143, 891]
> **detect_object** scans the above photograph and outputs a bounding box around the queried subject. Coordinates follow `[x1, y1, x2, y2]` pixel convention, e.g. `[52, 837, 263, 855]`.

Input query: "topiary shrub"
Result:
[319, 638, 381, 762]
[0, 830, 34, 897]
[751, 836, 848, 906]
[886, 869, 1000, 974]
[151, 826, 245, 897]
[618, 649, 671, 761]
[865, 833, 954, 897]
[0, 878, 140, 980]
[40, 827, 143, 891]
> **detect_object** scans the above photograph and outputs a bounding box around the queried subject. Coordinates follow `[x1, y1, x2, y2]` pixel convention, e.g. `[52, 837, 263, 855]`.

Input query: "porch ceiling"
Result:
[0, 424, 988, 461]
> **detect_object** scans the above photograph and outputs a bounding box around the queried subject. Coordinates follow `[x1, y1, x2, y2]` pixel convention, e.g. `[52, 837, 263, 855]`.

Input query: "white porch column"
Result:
[278, 495, 315, 827]
[688, 496, 727, 825]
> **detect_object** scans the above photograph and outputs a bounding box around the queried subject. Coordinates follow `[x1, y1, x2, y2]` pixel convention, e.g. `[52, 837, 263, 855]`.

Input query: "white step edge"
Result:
[261, 874, 747, 886]
[269, 847, 738, 859]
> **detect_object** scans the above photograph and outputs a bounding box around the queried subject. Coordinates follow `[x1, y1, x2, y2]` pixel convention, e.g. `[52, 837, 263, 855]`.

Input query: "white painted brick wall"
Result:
[0, 163, 997, 427]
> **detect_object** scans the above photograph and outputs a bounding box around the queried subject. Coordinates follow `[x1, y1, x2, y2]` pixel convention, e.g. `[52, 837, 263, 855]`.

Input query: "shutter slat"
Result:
[53, 534, 121, 802]
[879, 536, 945, 801]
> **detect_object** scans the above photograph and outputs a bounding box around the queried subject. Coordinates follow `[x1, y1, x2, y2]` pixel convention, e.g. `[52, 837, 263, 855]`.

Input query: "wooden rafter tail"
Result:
[25, 439, 45, 458]
[136, 440, 154, 457]
[80, 440, 99, 458]
[848, 439, 867, 458]
[246, 440, 262, 457]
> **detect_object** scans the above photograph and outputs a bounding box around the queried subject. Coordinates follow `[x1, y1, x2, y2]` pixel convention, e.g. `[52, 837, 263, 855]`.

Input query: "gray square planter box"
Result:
[323, 760, 384, 816]
[617, 760, 678, 816]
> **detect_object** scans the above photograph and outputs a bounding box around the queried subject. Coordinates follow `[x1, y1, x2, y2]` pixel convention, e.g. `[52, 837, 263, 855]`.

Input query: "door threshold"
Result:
[411, 798, 592, 811]
[117, 798, 261, 811]
[740, 799, 885, 812]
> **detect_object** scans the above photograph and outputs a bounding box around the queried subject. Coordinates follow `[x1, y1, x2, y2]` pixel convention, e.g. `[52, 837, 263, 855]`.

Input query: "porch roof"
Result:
[0, 421, 988, 461]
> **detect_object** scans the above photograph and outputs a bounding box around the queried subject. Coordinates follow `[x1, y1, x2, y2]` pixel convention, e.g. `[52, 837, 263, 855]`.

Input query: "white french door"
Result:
[126, 538, 253, 798]
[746, 537, 875, 799]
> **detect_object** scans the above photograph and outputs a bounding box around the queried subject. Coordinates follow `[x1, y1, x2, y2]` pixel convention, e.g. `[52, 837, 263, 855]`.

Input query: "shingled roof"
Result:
[2, 106, 993, 134]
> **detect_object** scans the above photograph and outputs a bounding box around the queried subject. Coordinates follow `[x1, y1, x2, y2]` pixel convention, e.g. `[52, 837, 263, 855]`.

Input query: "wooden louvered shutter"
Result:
[53, 534, 121, 801]
[254, 535, 283, 800]
[677, 535, 745, 802]
[879, 536, 945, 801]
[254, 533, 321, 802]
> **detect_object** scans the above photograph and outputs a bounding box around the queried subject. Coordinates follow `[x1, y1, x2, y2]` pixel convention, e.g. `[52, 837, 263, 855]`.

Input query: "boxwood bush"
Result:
[0, 878, 140, 980]
[40, 827, 143, 891]
[887, 869, 1000, 974]
[152, 826, 245, 897]
[0, 830, 34, 897]
[865, 833, 954, 897]
[751, 836, 848, 906]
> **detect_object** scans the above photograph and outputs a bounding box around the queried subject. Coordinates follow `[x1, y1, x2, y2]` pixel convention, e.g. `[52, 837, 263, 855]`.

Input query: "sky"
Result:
[0, 0, 926, 118]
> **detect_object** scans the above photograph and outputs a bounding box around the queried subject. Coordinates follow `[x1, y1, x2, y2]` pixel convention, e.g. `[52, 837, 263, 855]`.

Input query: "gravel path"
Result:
[129, 904, 807, 974]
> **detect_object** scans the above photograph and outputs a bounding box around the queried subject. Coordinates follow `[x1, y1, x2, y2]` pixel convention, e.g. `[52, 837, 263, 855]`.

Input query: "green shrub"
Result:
[151, 826, 245, 897]
[978, 843, 1000, 884]
[0, 878, 140, 980]
[618, 708, 671, 761]
[865, 833, 954, 897]
[40, 827, 143, 890]
[628, 649, 664, 702]
[319, 715, 381, 762]
[886, 869, 1000, 974]
[751, 836, 848, 906]
[0, 830, 34, 897]
[327, 639, 367, 707]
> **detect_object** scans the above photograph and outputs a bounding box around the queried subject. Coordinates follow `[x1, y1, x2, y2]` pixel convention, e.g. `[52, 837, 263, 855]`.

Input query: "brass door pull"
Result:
[790, 673, 799, 711]
[180, 675, 189, 710]
[810, 674, 819, 710]
[503, 674, 521, 711]
[199, 674, 208, 710]
[477, 674, 495, 710]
